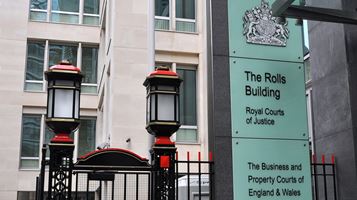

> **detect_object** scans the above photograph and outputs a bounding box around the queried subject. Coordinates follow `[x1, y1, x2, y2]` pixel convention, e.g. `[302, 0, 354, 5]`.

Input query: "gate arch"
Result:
[73, 148, 152, 200]
[74, 148, 151, 170]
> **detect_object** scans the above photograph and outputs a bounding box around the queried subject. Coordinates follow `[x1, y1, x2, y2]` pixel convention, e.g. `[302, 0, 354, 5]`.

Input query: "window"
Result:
[49, 43, 78, 66]
[155, 63, 198, 143]
[176, 0, 196, 32]
[176, 68, 197, 143]
[83, 0, 100, 25]
[25, 41, 98, 94]
[29, 0, 100, 25]
[51, 0, 80, 23]
[78, 118, 97, 156]
[82, 47, 98, 93]
[155, 0, 170, 30]
[20, 115, 41, 169]
[20, 114, 96, 169]
[155, 0, 196, 32]
[25, 41, 45, 91]
[30, 0, 48, 21]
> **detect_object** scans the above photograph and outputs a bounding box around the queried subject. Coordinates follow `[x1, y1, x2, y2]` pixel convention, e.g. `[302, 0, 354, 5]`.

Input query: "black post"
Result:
[151, 145, 176, 200]
[47, 143, 74, 200]
[35, 177, 39, 200]
[323, 164, 328, 200]
[332, 163, 337, 200]
[39, 145, 47, 200]
[313, 163, 319, 200]
[209, 159, 214, 200]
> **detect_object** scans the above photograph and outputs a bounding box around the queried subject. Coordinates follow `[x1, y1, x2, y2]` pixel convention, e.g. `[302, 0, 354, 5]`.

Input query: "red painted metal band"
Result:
[50, 64, 81, 72]
[149, 69, 178, 77]
[51, 133, 73, 143]
[154, 136, 175, 146]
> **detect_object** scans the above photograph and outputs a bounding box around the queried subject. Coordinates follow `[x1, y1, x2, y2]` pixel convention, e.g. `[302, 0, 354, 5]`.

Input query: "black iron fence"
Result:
[35, 146, 338, 200]
[175, 152, 214, 200]
[311, 154, 337, 200]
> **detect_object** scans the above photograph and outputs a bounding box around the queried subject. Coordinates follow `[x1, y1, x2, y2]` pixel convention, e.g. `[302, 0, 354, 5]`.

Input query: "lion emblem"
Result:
[243, 0, 289, 47]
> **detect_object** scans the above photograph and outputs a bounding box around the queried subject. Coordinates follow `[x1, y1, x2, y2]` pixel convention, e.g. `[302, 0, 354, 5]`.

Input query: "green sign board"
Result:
[230, 58, 308, 140]
[228, 0, 303, 62]
[232, 138, 313, 200]
[227, 0, 312, 199]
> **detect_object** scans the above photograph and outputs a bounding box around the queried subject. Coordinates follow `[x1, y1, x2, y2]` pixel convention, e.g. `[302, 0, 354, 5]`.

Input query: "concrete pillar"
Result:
[208, 0, 234, 199]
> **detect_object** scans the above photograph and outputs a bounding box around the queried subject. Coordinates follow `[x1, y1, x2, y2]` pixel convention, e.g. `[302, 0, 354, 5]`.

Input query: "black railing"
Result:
[175, 152, 214, 200]
[35, 147, 339, 200]
[73, 171, 152, 200]
[311, 154, 337, 200]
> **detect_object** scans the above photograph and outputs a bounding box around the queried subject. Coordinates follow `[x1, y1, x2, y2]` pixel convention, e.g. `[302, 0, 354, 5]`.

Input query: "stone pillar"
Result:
[308, 0, 357, 199]
[208, 0, 234, 199]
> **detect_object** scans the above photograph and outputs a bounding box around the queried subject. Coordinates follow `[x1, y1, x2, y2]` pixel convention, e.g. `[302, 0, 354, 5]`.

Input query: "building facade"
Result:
[0, 0, 209, 199]
[307, 0, 357, 199]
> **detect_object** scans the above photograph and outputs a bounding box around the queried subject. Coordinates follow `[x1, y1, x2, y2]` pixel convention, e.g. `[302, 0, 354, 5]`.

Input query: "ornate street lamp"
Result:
[143, 66, 182, 145]
[45, 60, 83, 200]
[45, 60, 83, 142]
[144, 66, 182, 200]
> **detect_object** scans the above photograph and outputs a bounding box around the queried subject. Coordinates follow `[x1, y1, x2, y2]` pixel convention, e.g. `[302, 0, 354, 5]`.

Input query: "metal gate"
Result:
[73, 171, 151, 200]
[72, 148, 153, 200]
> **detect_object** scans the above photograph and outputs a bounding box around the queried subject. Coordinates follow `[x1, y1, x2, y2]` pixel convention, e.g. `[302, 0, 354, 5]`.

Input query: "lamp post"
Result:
[144, 66, 182, 200]
[45, 60, 83, 200]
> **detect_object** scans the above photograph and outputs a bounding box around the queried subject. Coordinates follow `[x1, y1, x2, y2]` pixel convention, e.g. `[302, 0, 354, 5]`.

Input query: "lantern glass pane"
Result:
[147, 95, 150, 123]
[49, 80, 54, 87]
[151, 94, 156, 121]
[74, 90, 80, 119]
[54, 89, 74, 118]
[157, 94, 175, 121]
[47, 89, 53, 118]
[75, 80, 81, 87]
[176, 95, 179, 121]
[55, 80, 74, 87]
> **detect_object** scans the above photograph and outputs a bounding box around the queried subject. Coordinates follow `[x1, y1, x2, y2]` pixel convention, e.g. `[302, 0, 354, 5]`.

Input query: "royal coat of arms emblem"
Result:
[243, 0, 289, 47]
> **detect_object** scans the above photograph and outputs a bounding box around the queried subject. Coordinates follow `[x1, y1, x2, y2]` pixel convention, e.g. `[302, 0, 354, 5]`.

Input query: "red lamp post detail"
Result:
[160, 155, 171, 169]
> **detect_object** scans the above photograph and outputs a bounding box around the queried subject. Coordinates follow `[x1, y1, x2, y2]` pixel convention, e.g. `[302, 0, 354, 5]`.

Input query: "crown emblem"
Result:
[243, 0, 289, 47]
